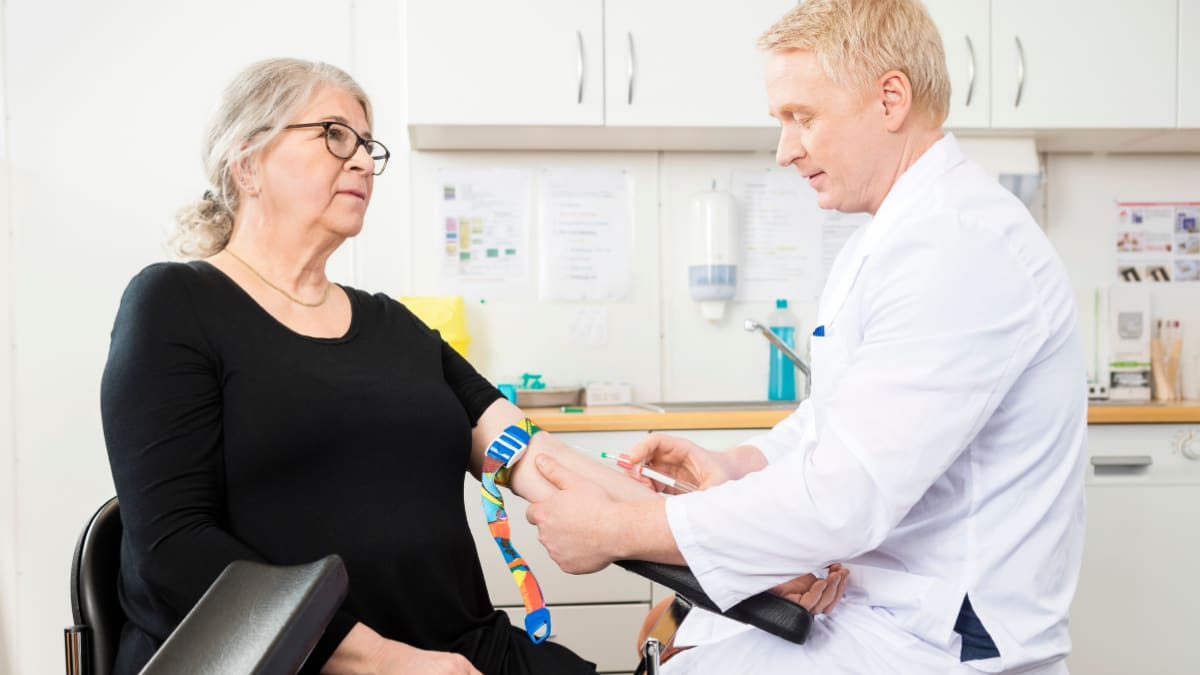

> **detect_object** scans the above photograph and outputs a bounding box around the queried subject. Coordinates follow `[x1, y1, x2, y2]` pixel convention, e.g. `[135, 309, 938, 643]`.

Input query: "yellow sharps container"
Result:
[398, 295, 471, 358]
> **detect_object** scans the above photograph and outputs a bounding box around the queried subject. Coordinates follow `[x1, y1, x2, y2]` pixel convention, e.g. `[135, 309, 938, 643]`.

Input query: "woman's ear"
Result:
[230, 151, 260, 197]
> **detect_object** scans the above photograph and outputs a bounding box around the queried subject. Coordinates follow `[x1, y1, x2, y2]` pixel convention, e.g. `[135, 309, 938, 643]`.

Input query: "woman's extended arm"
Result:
[469, 398, 657, 504]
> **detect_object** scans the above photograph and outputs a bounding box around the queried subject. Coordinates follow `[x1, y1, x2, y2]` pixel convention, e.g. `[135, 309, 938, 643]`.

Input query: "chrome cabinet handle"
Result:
[1091, 455, 1153, 468]
[576, 30, 584, 104]
[627, 32, 636, 105]
[964, 35, 976, 107]
[1014, 36, 1026, 108]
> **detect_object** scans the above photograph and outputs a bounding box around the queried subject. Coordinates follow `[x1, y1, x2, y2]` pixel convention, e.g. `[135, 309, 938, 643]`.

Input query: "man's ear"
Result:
[879, 69, 913, 132]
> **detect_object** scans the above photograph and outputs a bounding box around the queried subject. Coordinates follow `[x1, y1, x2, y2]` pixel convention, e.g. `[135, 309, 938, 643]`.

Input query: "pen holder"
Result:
[1151, 337, 1182, 401]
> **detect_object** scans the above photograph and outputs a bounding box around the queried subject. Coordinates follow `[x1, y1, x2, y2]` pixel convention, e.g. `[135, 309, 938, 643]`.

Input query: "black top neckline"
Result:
[193, 259, 360, 344]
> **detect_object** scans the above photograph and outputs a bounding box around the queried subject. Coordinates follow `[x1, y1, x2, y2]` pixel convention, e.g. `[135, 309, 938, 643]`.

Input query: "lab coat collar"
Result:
[817, 133, 965, 328]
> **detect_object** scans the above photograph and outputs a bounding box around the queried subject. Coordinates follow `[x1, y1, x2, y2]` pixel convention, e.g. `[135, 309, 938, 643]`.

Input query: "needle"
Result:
[595, 451, 698, 493]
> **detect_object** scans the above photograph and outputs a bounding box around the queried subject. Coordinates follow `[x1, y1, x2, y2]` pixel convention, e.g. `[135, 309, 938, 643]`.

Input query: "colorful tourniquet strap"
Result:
[481, 418, 551, 643]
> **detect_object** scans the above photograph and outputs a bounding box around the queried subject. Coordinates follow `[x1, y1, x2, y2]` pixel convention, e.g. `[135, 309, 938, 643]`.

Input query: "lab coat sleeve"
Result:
[665, 215, 1049, 610]
[743, 399, 814, 463]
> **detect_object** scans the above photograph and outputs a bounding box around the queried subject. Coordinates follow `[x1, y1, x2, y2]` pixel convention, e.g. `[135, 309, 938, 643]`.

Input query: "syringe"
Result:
[597, 452, 698, 493]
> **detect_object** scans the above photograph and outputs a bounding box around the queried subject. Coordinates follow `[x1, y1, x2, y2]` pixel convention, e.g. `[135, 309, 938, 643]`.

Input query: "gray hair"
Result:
[170, 58, 373, 258]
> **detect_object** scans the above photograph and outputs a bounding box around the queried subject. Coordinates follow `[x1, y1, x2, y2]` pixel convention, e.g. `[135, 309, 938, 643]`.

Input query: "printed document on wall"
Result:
[437, 169, 532, 298]
[538, 169, 634, 301]
[733, 168, 867, 301]
[1115, 201, 1200, 283]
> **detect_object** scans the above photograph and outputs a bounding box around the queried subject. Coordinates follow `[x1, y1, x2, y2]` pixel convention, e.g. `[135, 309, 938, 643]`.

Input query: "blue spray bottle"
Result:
[767, 299, 798, 401]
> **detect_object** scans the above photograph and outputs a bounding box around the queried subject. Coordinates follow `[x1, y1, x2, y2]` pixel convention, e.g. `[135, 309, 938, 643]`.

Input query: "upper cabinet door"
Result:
[990, 0, 1177, 128]
[925, 0, 990, 129]
[603, 0, 794, 127]
[1181, 0, 1200, 127]
[406, 1, 603, 126]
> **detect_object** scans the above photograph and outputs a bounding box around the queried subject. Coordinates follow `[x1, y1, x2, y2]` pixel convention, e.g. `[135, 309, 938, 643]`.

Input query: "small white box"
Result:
[584, 382, 633, 406]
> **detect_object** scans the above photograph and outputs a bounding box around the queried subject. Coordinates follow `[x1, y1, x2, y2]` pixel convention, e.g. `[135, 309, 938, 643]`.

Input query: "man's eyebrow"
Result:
[320, 115, 373, 139]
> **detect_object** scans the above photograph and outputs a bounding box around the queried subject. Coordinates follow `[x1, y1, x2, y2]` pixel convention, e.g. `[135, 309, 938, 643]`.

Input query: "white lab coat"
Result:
[663, 134, 1087, 674]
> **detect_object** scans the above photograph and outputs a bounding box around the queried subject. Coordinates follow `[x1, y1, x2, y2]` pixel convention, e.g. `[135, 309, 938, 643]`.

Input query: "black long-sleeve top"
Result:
[100, 261, 594, 674]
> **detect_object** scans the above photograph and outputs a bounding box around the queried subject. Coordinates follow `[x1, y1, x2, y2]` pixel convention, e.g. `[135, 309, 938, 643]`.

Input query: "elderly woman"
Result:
[100, 58, 648, 675]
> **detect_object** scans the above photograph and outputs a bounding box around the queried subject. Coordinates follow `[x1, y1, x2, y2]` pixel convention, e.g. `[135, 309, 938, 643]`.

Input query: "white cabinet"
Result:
[1068, 424, 1200, 674]
[602, 0, 793, 128]
[405, 0, 788, 148]
[990, 0, 1177, 128]
[1181, 0, 1200, 127]
[406, 1, 603, 126]
[925, 0, 990, 129]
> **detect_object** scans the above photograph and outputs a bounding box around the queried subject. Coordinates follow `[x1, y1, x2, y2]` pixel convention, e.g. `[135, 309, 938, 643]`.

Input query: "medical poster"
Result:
[1115, 201, 1200, 283]
[437, 169, 532, 297]
[537, 169, 634, 301]
[733, 168, 868, 301]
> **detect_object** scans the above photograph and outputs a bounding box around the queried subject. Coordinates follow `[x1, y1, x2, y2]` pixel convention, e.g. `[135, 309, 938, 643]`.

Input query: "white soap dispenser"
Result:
[688, 182, 738, 320]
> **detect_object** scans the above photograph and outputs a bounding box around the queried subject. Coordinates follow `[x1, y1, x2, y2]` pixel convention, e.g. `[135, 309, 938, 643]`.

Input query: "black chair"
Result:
[65, 497, 349, 675]
[616, 560, 813, 675]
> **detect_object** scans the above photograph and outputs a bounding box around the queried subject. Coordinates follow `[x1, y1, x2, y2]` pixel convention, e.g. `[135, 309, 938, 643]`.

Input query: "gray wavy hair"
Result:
[170, 58, 373, 258]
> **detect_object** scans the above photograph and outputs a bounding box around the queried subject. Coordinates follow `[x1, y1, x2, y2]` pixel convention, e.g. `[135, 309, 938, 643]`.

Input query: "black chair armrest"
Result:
[139, 555, 348, 675]
[615, 560, 812, 645]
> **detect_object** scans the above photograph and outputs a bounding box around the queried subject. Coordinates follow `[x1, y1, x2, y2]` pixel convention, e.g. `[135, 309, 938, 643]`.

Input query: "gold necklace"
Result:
[224, 248, 332, 308]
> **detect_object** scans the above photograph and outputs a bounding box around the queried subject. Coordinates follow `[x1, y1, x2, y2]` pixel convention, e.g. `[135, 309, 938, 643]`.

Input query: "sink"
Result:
[636, 400, 801, 413]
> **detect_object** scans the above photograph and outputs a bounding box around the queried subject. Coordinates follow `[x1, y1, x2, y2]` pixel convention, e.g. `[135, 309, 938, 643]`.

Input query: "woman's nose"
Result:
[346, 143, 375, 174]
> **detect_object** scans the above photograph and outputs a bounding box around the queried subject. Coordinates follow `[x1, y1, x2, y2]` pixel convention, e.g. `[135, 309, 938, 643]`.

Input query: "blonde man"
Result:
[528, 1, 1085, 673]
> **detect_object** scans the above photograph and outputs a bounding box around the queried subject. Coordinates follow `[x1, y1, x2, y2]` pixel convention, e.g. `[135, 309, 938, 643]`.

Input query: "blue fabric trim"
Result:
[955, 595, 1000, 662]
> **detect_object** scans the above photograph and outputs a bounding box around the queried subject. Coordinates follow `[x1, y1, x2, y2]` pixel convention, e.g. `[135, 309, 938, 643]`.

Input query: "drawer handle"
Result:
[964, 35, 976, 107]
[1091, 455, 1152, 468]
[1013, 35, 1026, 108]
[575, 30, 585, 104]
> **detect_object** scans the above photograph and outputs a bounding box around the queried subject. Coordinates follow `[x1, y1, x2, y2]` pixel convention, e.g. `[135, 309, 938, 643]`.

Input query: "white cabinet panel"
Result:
[1067, 484, 1200, 674]
[990, 0, 1177, 128]
[925, 0, 990, 129]
[1181, 0, 1200, 127]
[603, 0, 792, 128]
[406, 0, 603, 126]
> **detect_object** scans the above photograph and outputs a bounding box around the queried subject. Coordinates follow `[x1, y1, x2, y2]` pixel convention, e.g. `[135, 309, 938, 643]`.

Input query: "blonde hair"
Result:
[170, 58, 373, 258]
[758, 0, 950, 124]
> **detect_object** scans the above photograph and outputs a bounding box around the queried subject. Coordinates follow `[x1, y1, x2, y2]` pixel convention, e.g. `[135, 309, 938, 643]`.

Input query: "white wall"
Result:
[1045, 153, 1200, 394]
[1, 2, 17, 673]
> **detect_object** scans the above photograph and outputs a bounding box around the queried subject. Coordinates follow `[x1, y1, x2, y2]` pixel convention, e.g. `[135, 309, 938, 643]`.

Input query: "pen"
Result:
[597, 452, 698, 493]
[559, 406, 585, 413]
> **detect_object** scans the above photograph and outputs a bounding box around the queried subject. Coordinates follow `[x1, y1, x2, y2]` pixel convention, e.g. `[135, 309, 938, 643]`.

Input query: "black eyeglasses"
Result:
[284, 121, 390, 176]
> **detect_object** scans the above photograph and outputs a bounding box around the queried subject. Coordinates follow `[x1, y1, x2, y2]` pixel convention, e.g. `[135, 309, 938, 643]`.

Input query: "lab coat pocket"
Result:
[809, 329, 850, 403]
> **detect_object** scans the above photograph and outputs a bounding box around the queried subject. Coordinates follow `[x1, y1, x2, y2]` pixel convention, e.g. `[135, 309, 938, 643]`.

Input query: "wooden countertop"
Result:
[525, 401, 1200, 433]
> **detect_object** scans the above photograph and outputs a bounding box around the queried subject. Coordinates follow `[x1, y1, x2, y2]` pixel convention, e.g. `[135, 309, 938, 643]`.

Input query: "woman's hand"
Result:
[768, 563, 849, 615]
[372, 640, 481, 675]
[323, 624, 481, 675]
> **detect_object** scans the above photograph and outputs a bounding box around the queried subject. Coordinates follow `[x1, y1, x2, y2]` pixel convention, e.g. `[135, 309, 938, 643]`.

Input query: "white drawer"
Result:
[499, 603, 648, 674]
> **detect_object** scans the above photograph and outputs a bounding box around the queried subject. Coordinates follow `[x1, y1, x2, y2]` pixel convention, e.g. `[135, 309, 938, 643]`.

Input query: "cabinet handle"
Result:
[1013, 35, 1026, 108]
[627, 32, 636, 105]
[964, 35, 976, 107]
[576, 30, 585, 104]
[1090, 455, 1153, 468]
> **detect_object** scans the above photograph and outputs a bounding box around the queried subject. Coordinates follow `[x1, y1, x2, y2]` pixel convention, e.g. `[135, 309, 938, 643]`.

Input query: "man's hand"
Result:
[624, 433, 754, 492]
[526, 455, 619, 574]
[768, 563, 849, 615]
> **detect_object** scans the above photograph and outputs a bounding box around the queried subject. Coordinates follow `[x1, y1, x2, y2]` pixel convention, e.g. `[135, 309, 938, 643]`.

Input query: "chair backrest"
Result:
[67, 497, 124, 675]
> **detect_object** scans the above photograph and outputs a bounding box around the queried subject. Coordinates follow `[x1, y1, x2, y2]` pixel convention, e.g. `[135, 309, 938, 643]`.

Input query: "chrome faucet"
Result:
[744, 318, 811, 399]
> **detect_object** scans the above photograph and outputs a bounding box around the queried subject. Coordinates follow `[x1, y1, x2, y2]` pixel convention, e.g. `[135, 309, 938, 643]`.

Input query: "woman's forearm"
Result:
[471, 398, 657, 504]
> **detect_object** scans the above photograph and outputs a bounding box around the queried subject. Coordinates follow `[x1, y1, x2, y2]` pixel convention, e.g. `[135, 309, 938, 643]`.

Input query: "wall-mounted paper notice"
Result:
[733, 168, 868, 301]
[1115, 201, 1200, 283]
[437, 169, 532, 298]
[538, 169, 633, 301]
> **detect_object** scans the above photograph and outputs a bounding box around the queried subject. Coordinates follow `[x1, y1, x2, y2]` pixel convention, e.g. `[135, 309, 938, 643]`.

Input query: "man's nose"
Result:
[775, 127, 806, 168]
